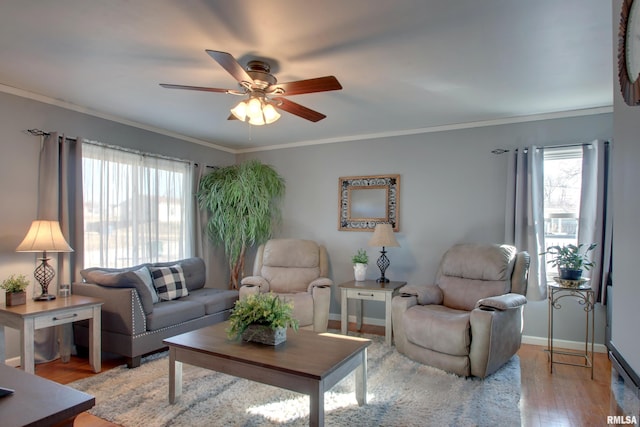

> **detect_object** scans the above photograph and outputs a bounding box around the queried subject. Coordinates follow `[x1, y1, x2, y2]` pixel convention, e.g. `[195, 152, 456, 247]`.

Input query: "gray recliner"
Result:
[239, 238, 333, 332]
[391, 243, 530, 378]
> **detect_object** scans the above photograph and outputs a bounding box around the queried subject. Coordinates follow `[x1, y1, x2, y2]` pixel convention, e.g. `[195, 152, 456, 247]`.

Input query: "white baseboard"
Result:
[522, 335, 608, 353]
[4, 356, 20, 367]
[330, 313, 608, 353]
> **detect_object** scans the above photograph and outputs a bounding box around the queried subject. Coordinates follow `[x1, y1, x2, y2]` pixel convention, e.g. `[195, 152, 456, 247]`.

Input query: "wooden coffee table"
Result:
[0, 363, 95, 427]
[163, 322, 371, 427]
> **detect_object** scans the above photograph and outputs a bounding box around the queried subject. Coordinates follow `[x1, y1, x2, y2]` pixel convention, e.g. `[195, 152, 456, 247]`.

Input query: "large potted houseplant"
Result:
[352, 248, 368, 281]
[226, 292, 299, 345]
[1, 274, 29, 306]
[198, 160, 285, 289]
[541, 243, 597, 280]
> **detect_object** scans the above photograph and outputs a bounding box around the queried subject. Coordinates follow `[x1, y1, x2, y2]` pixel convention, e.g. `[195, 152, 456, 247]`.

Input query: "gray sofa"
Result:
[73, 257, 238, 368]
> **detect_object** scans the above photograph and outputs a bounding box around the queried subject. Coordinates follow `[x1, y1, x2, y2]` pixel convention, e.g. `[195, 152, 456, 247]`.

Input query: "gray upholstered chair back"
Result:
[253, 239, 329, 294]
[435, 244, 529, 311]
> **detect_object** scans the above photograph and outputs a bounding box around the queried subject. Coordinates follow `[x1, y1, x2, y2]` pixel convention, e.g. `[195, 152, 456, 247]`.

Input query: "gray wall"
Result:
[0, 91, 234, 359]
[240, 112, 612, 345]
[611, 0, 640, 378]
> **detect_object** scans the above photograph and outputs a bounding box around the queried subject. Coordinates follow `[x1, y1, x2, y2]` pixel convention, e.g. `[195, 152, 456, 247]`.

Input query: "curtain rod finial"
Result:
[491, 148, 510, 154]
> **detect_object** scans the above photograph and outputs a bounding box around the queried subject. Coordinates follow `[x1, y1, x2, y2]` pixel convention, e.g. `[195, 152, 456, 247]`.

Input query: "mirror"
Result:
[338, 174, 400, 231]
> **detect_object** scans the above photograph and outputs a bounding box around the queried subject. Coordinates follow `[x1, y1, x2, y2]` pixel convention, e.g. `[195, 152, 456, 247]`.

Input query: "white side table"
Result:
[339, 280, 406, 345]
[0, 295, 102, 374]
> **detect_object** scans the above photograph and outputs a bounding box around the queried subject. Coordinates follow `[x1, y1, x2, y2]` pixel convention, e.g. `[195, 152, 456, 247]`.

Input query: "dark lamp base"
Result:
[376, 277, 390, 283]
[34, 294, 56, 301]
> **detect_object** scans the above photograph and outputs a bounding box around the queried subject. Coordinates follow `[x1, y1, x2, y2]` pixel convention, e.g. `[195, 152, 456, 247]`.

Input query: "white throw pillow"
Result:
[149, 264, 188, 301]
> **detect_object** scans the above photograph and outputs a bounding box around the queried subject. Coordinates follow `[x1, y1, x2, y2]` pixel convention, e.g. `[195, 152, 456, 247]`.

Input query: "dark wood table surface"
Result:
[0, 363, 94, 427]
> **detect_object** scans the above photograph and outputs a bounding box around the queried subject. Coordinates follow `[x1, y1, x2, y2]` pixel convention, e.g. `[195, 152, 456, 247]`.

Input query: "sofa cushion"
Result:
[149, 264, 188, 301]
[180, 288, 239, 315]
[145, 299, 205, 331]
[80, 267, 155, 315]
[404, 304, 471, 356]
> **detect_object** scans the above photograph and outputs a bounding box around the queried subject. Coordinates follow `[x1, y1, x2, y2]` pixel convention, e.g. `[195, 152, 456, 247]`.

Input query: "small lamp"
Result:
[368, 223, 400, 283]
[16, 220, 74, 301]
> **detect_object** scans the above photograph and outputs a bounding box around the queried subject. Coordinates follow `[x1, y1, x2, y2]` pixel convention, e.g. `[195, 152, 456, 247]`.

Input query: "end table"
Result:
[339, 280, 406, 345]
[0, 295, 102, 374]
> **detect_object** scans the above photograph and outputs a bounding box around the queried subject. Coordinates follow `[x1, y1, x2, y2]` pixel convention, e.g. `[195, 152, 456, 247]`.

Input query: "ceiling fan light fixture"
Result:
[231, 95, 281, 126]
[263, 103, 281, 124]
[230, 101, 247, 121]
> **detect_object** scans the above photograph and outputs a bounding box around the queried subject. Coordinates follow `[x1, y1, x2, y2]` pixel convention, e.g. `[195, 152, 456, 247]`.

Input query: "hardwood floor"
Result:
[30, 322, 624, 427]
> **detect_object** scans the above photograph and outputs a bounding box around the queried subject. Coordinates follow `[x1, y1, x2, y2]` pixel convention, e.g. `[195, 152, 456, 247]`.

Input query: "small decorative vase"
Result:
[242, 324, 287, 345]
[354, 263, 367, 281]
[5, 291, 26, 307]
[559, 268, 583, 280]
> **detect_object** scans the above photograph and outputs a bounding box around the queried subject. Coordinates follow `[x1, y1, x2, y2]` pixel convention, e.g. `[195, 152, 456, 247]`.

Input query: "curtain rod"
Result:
[26, 128, 217, 169]
[491, 140, 608, 155]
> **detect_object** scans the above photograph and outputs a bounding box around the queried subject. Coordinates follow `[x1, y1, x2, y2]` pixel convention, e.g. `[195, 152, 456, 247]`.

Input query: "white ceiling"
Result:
[0, 0, 613, 152]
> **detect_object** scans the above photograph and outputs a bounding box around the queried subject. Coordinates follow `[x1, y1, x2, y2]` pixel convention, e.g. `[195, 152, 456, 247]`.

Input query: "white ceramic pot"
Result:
[353, 263, 367, 281]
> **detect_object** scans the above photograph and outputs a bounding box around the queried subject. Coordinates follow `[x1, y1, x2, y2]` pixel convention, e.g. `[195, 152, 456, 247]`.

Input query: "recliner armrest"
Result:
[240, 276, 270, 292]
[475, 293, 526, 311]
[307, 277, 333, 292]
[398, 284, 443, 305]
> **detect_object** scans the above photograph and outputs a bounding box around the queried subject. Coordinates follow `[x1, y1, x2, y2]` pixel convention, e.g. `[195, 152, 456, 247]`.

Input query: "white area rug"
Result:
[69, 335, 521, 426]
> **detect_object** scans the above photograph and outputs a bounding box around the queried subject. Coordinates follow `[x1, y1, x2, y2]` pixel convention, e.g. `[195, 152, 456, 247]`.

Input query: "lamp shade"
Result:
[368, 223, 400, 247]
[16, 220, 73, 253]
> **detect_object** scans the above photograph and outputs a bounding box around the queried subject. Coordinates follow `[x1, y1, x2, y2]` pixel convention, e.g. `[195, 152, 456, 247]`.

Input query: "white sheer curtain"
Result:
[505, 146, 547, 301]
[82, 143, 193, 268]
[578, 140, 612, 302]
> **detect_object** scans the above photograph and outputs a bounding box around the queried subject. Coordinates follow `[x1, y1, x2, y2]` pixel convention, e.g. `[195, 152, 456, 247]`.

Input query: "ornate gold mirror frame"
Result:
[338, 174, 400, 231]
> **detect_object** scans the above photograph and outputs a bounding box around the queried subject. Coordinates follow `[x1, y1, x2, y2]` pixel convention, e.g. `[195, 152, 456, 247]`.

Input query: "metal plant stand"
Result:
[547, 281, 595, 379]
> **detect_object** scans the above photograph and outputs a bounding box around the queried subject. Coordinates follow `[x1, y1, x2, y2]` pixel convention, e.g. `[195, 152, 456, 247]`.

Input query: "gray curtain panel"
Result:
[578, 140, 612, 303]
[34, 132, 84, 363]
[504, 146, 546, 301]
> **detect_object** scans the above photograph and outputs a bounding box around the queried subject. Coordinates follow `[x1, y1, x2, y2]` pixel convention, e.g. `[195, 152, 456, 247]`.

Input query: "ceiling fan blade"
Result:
[159, 83, 233, 93]
[227, 113, 239, 121]
[271, 76, 342, 96]
[206, 50, 254, 85]
[273, 97, 326, 122]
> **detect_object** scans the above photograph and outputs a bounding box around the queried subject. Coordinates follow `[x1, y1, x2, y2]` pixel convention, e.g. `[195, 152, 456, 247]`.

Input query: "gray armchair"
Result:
[240, 239, 333, 332]
[392, 243, 530, 378]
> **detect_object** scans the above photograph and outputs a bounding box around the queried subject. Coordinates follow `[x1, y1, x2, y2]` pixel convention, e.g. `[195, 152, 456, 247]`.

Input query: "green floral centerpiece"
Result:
[1, 274, 30, 306]
[226, 292, 298, 345]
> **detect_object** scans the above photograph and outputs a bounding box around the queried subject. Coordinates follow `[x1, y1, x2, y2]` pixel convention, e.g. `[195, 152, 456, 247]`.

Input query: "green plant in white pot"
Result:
[352, 248, 368, 281]
[1, 274, 29, 306]
[540, 243, 597, 280]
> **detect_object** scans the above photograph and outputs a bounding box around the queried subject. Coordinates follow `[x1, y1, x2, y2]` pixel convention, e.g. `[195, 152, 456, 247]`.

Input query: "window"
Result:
[82, 143, 193, 268]
[542, 147, 583, 271]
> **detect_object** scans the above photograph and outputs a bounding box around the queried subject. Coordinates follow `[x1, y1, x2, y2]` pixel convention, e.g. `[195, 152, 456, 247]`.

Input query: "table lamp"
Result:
[16, 220, 74, 301]
[368, 223, 400, 283]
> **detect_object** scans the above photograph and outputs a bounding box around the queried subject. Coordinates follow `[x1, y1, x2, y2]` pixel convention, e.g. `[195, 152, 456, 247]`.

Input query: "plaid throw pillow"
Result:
[149, 264, 188, 301]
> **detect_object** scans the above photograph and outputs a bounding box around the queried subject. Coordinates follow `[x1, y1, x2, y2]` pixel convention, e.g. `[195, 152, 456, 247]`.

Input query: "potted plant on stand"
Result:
[226, 292, 299, 345]
[541, 243, 597, 281]
[352, 248, 368, 281]
[1, 274, 30, 306]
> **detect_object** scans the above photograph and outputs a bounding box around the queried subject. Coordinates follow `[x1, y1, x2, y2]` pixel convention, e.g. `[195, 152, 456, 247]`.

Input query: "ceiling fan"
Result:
[160, 50, 342, 125]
